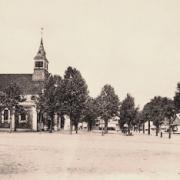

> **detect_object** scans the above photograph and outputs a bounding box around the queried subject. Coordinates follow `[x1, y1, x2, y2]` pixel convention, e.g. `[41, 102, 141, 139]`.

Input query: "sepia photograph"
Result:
[0, 0, 180, 179]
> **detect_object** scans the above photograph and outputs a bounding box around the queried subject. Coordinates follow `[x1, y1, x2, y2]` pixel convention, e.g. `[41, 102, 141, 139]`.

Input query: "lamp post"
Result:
[148, 115, 151, 135]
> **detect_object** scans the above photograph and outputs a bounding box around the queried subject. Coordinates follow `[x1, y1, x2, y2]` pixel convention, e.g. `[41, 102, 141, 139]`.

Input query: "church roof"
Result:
[34, 38, 48, 61]
[0, 74, 44, 95]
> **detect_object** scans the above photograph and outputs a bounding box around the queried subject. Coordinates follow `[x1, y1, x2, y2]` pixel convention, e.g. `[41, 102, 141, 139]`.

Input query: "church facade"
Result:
[0, 37, 66, 131]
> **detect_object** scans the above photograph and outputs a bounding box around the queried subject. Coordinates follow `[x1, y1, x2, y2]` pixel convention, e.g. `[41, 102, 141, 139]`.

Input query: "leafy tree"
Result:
[53, 75, 66, 127]
[0, 83, 24, 132]
[144, 96, 176, 136]
[120, 94, 137, 135]
[37, 75, 61, 133]
[131, 106, 140, 131]
[82, 97, 98, 131]
[135, 110, 145, 133]
[146, 96, 164, 136]
[96, 84, 120, 134]
[142, 102, 153, 135]
[163, 98, 176, 139]
[0, 91, 6, 110]
[174, 83, 180, 112]
[62, 66, 88, 134]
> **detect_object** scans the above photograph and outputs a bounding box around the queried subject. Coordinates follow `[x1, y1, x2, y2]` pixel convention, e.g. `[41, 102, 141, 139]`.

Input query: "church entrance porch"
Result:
[15, 108, 32, 130]
[0, 104, 38, 132]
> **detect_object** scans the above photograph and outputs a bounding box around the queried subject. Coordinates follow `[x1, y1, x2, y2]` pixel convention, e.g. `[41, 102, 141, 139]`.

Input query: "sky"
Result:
[0, 0, 180, 108]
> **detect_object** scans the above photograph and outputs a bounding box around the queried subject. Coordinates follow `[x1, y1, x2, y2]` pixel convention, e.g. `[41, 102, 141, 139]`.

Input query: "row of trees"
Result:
[38, 66, 180, 136]
[132, 84, 180, 138]
[38, 66, 137, 134]
[37, 66, 121, 134]
[1, 66, 180, 136]
[38, 67, 88, 133]
[137, 97, 176, 138]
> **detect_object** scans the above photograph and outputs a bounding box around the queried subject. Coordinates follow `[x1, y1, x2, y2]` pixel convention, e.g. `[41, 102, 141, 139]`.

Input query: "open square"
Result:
[0, 132, 180, 179]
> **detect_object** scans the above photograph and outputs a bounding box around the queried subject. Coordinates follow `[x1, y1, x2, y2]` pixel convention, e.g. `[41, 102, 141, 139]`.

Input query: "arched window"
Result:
[4, 109, 9, 120]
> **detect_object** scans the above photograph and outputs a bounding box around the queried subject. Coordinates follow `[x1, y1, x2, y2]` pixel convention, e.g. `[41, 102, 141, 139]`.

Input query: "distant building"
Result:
[95, 116, 119, 130]
[0, 37, 62, 131]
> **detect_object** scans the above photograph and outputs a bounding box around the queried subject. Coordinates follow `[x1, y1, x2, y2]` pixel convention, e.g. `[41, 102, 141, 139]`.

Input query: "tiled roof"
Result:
[0, 74, 44, 95]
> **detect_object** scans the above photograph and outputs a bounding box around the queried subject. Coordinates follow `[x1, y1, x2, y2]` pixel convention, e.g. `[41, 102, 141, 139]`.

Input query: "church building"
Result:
[0, 36, 63, 131]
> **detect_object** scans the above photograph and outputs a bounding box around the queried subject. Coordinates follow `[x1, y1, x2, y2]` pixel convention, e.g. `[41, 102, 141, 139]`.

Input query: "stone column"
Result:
[1, 111, 4, 124]
[8, 110, 10, 124]
[54, 113, 58, 131]
[32, 106, 37, 131]
[64, 115, 70, 130]
[11, 108, 15, 131]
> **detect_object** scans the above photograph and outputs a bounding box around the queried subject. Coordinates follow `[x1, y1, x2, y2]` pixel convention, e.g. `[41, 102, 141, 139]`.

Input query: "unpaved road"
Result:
[0, 131, 180, 179]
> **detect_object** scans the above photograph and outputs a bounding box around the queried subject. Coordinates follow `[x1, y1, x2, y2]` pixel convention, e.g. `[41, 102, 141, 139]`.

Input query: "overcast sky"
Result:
[0, 0, 180, 108]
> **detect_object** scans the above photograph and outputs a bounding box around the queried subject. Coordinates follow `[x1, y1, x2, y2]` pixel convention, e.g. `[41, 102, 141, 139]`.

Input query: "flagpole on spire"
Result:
[41, 27, 44, 38]
[40, 27, 44, 45]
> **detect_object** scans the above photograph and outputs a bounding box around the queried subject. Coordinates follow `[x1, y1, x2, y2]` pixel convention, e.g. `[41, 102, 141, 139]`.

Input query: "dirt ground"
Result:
[0, 131, 180, 180]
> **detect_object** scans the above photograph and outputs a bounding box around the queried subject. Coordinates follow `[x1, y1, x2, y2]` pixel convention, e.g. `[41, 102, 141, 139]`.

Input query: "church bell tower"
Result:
[32, 29, 49, 81]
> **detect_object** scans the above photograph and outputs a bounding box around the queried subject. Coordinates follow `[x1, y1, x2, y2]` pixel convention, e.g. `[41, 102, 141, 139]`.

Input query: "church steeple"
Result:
[32, 28, 49, 81]
[34, 37, 47, 61]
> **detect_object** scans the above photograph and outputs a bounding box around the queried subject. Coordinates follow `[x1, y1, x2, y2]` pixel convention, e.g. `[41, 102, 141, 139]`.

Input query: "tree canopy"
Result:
[120, 94, 138, 134]
[96, 84, 120, 133]
[37, 74, 62, 132]
[62, 66, 89, 133]
[142, 96, 175, 135]
[0, 83, 24, 131]
[82, 96, 98, 131]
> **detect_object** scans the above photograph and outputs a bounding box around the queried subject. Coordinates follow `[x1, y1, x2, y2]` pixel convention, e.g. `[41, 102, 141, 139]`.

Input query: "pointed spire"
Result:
[40, 38, 43, 46]
[34, 28, 47, 60]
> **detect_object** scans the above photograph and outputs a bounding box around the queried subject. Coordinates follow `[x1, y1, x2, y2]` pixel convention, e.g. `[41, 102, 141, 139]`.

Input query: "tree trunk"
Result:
[101, 126, 104, 136]
[49, 113, 53, 133]
[37, 111, 40, 132]
[138, 123, 141, 133]
[75, 121, 78, 134]
[128, 124, 131, 135]
[70, 119, 73, 134]
[169, 119, 172, 139]
[88, 121, 91, 131]
[40, 112, 43, 131]
[90, 121, 92, 131]
[143, 122, 145, 134]
[148, 119, 151, 135]
[104, 120, 108, 134]
[156, 124, 159, 136]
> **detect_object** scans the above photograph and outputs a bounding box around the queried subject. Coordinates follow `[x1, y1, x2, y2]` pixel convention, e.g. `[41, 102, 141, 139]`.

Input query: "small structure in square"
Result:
[0, 34, 65, 132]
[170, 114, 180, 134]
